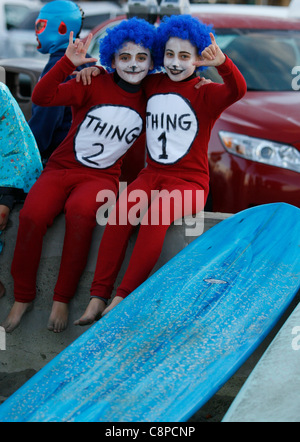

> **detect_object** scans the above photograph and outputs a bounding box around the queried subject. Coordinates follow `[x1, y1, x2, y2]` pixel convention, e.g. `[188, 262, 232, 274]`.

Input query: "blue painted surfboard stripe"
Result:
[0, 203, 299, 422]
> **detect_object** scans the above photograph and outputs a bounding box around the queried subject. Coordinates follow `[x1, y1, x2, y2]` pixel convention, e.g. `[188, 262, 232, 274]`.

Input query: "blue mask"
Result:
[35, 0, 83, 54]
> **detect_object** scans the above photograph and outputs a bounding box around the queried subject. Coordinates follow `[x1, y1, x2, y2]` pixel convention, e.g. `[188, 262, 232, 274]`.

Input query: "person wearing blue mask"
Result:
[28, 0, 95, 163]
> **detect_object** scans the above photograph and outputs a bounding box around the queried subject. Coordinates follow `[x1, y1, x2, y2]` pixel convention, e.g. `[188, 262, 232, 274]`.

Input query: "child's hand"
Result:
[65, 32, 97, 67]
[194, 76, 212, 89]
[0, 205, 10, 231]
[72, 66, 102, 85]
[194, 33, 226, 69]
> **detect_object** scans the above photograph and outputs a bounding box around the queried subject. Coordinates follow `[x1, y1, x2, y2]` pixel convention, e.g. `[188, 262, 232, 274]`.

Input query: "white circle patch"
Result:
[74, 105, 143, 169]
[146, 93, 198, 165]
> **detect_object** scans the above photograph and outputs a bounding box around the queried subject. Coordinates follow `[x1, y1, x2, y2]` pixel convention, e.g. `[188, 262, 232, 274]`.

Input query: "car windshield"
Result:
[15, 10, 39, 30]
[5, 4, 32, 29]
[203, 29, 300, 92]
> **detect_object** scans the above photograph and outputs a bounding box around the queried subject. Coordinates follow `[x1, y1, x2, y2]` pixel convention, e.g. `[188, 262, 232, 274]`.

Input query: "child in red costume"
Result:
[2, 18, 156, 333]
[75, 15, 247, 325]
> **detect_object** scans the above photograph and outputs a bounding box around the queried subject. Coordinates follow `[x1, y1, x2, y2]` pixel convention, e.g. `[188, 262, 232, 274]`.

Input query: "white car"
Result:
[288, 0, 300, 17]
[0, 0, 42, 57]
[189, 2, 290, 18]
[0, 0, 41, 33]
[1, 1, 124, 59]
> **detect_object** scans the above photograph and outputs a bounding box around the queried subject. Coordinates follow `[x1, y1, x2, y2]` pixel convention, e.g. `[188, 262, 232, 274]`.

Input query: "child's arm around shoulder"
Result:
[73, 66, 107, 86]
[32, 32, 97, 107]
[194, 33, 247, 116]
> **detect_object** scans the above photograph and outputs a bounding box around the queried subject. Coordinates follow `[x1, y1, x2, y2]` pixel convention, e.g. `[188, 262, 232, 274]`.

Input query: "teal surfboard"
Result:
[223, 303, 300, 422]
[0, 203, 299, 422]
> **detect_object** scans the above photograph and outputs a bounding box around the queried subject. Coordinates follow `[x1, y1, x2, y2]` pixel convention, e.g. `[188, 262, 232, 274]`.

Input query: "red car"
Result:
[88, 13, 300, 212]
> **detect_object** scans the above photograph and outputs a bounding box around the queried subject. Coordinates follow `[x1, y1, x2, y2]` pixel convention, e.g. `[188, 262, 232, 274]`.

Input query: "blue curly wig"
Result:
[100, 18, 158, 73]
[155, 15, 214, 72]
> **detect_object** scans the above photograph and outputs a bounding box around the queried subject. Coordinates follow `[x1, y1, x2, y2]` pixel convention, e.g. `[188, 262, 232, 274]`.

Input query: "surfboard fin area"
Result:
[0, 203, 299, 422]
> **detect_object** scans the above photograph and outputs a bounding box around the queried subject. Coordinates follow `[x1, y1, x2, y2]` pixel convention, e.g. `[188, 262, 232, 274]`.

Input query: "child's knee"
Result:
[19, 205, 49, 231]
[65, 206, 97, 229]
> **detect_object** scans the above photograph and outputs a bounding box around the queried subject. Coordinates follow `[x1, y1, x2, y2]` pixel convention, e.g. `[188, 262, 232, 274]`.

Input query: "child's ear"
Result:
[111, 56, 116, 69]
[150, 58, 154, 71]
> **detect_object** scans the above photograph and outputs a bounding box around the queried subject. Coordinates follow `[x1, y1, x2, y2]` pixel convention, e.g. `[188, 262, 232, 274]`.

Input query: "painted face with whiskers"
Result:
[112, 42, 153, 85]
[164, 37, 200, 82]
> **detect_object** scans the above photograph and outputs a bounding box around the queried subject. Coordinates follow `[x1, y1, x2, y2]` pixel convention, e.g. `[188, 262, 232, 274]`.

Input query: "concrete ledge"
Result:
[0, 205, 231, 374]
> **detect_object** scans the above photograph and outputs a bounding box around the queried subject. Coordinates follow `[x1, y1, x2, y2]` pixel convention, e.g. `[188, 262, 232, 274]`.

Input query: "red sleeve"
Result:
[31, 55, 87, 108]
[203, 56, 247, 118]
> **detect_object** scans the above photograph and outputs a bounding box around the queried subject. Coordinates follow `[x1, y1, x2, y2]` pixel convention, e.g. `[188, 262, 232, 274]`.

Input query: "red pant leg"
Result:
[11, 170, 69, 303]
[53, 174, 118, 303]
[116, 177, 205, 298]
[90, 174, 154, 300]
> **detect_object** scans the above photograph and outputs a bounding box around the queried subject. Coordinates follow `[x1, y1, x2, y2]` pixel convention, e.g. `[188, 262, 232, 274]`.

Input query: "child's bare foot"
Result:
[74, 298, 106, 326]
[102, 296, 124, 317]
[47, 301, 69, 333]
[0, 281, 5, 299]
[1, 301, 32, 333]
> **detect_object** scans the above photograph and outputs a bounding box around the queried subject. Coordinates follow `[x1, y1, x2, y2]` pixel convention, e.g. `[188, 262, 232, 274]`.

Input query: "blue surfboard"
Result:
[0, 203, 299, 422]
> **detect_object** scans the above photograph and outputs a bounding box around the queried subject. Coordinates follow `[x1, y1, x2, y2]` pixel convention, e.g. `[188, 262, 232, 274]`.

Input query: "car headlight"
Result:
[219, 131, 300, 174]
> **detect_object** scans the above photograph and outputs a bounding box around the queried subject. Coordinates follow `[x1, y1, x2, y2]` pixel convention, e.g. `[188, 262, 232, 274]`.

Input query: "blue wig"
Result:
[100, 18, 158, 73]
[155, 15, 214, 72]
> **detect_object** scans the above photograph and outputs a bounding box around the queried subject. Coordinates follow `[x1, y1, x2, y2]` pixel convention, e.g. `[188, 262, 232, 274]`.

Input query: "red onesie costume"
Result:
[90, 56, 247, 301]
[11, 55, 146, 304]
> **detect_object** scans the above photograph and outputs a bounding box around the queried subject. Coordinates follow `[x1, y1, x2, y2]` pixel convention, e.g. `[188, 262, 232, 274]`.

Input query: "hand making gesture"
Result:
[194, 33, 226, 69]
[65, 31, 97, 67]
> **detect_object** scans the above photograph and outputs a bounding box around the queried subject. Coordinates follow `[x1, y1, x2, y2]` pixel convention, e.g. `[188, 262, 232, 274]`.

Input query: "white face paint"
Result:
[112, 42, 153, 85]
[164, 37, 199, 82]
